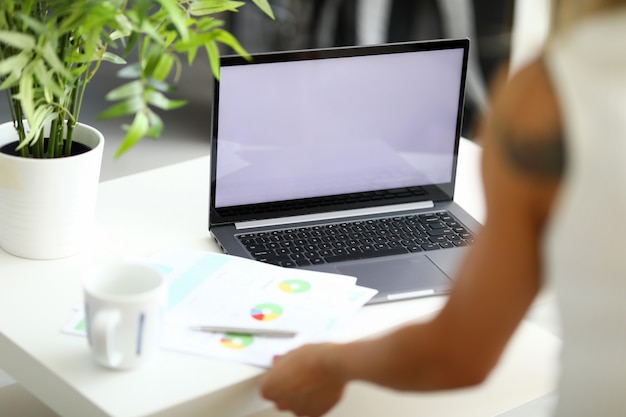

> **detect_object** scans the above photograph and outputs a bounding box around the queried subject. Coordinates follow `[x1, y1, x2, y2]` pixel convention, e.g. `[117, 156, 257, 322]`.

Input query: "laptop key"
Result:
[421, 243, 440, 251]
[262, 254, 291, 264]
[427, 228, 453, 236]
[252, 250, 272, 257]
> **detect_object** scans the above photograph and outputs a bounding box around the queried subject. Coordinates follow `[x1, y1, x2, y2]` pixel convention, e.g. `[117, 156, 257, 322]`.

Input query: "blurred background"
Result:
[0, 0, 519, 181]
[227, 0, 516, 136]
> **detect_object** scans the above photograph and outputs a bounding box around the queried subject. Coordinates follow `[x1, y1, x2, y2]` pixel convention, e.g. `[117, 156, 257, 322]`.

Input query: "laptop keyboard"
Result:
[237, 211, 475, 268]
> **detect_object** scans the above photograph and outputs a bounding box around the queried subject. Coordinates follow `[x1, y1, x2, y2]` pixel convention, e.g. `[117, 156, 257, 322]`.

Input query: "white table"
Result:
[0, 139, 560, 417]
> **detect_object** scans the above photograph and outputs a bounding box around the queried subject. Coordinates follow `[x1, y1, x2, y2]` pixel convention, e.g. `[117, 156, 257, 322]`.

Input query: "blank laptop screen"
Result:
[214, 45, 466, 209]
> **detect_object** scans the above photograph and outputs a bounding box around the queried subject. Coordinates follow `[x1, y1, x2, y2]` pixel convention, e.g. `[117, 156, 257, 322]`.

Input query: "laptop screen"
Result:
[211, 39, 469, 222]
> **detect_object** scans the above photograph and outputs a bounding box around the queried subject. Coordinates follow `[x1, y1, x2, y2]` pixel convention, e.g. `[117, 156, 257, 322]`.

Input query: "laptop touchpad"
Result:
[337, 256, 452, 295]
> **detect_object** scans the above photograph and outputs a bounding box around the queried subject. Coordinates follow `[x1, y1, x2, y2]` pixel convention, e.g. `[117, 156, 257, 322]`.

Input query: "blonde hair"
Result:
[552, 0, 626, 31]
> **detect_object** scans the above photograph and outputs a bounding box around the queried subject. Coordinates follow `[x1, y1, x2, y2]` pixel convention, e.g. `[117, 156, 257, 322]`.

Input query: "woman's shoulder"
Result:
[488, 60, 564, 179]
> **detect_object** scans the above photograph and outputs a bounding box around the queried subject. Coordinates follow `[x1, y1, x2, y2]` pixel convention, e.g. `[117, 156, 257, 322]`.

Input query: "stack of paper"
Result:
[150, 248, 377, 367]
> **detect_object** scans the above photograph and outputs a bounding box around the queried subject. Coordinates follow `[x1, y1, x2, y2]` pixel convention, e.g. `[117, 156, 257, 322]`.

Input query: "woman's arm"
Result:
[260, 59, 562, 417]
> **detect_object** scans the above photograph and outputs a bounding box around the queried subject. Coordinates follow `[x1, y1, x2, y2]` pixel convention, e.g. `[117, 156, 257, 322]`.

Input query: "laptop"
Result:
[209, 38, 481, 304]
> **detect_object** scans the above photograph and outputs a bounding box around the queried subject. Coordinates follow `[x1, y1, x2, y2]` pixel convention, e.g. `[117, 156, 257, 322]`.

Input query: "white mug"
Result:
[83, 262, 167, 370]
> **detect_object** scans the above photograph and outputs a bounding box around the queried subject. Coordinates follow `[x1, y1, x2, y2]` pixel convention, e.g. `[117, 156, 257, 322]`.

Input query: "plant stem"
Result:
[48, 118, 59, 158]
[34, 130, 44, 158]
[53, 32, 71, 158]
[64, 84, 80, 155]
[65, 121, 75, 155]
[15, 107, 28, 157]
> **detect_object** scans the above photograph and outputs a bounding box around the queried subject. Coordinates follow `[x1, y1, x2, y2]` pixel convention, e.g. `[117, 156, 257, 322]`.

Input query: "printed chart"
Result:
[221, 334, 255, 350]
[152, 248, 377, 367]
[250, 303, 283, 321]
[279, 279, 311, 294]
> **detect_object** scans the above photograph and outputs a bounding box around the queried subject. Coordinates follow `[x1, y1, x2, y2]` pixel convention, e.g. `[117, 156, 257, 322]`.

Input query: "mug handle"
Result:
[91, 309, 123, 368]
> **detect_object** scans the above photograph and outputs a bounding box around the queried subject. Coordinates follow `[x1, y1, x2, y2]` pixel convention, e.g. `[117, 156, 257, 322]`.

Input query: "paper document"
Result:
[63, 248, 377, 367]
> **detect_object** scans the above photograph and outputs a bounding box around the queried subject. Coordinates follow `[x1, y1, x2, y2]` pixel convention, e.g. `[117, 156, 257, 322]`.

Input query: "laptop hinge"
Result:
[235, 201, 435, 230]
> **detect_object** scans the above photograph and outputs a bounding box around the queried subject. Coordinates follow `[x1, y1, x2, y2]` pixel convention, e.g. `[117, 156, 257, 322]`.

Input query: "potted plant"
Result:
[0, 0, 274, 259]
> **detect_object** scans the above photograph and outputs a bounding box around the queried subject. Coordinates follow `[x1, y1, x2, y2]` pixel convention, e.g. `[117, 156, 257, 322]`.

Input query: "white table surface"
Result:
[0, 139, 560, 417]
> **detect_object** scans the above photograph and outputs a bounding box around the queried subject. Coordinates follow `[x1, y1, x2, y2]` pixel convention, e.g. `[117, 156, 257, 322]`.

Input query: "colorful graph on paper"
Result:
[147, 249, 377, 367]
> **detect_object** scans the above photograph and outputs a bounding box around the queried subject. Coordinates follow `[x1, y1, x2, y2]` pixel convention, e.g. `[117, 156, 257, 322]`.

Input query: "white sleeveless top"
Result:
[543, 8, 626, 417]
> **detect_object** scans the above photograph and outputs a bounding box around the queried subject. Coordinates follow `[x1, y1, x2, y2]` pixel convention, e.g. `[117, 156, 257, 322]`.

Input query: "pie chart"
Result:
[250, 303, 283, 321]
[279, 279, 311, 294]
[221, 333, 254, 350]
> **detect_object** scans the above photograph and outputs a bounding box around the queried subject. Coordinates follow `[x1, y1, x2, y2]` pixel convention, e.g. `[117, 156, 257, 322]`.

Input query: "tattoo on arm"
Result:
[497, 128, 567, 178]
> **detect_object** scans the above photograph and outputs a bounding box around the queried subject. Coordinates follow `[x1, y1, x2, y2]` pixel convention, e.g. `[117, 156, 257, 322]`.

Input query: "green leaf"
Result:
[112, 14, 134, 38]
[0, 71, 21, 90]
[132, 0, 155, 23]
[33, 60, 65, 99]
[0, 31, 36, 50]
[68, 47, 97, 64]
[17, 107, 56, 149]
[41, 41, 72, 79]
[101, 52, 127, 65]
[196, 16, 225, 32]
[146, 111, 164, 138]
[186, 46, 199, 65]
[117, 63, 142, 79]
[175, 34, 208, 55]
[189, 1, 244, 16]
[18, 68, 36, 122]
[251, 0, 275, 19]
[124, 32, 140, 57]
[16, 13, 48, 34]
[98, 96, 143, 119]
[105, 80, 143, 101]
[152, 53, 175, 81]
[146, 77, 173, 92]
[140, 19, 166, 47]
[156, 0, 189, 41]
[143, 50, 159, 79]
[0, 51, 30, 76]
[31, 106, 56, 134]
[164, 29, 178, 47]
[205, 40, 221, 79]
[213, 29, 250, 60]
[144, 90, 186, 110]
[115, 112, 149, 158]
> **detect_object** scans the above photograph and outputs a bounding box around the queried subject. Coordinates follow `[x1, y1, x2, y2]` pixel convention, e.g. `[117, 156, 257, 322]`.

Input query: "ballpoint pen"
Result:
[189, 326, 298, 338]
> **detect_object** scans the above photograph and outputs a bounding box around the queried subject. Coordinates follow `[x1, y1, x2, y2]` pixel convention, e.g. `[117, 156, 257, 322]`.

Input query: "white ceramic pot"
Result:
[0, 121, 104, 259]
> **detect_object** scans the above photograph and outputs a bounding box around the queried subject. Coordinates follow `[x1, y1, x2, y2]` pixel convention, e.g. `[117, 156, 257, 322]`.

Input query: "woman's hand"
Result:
[260, 343, 347, 417]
